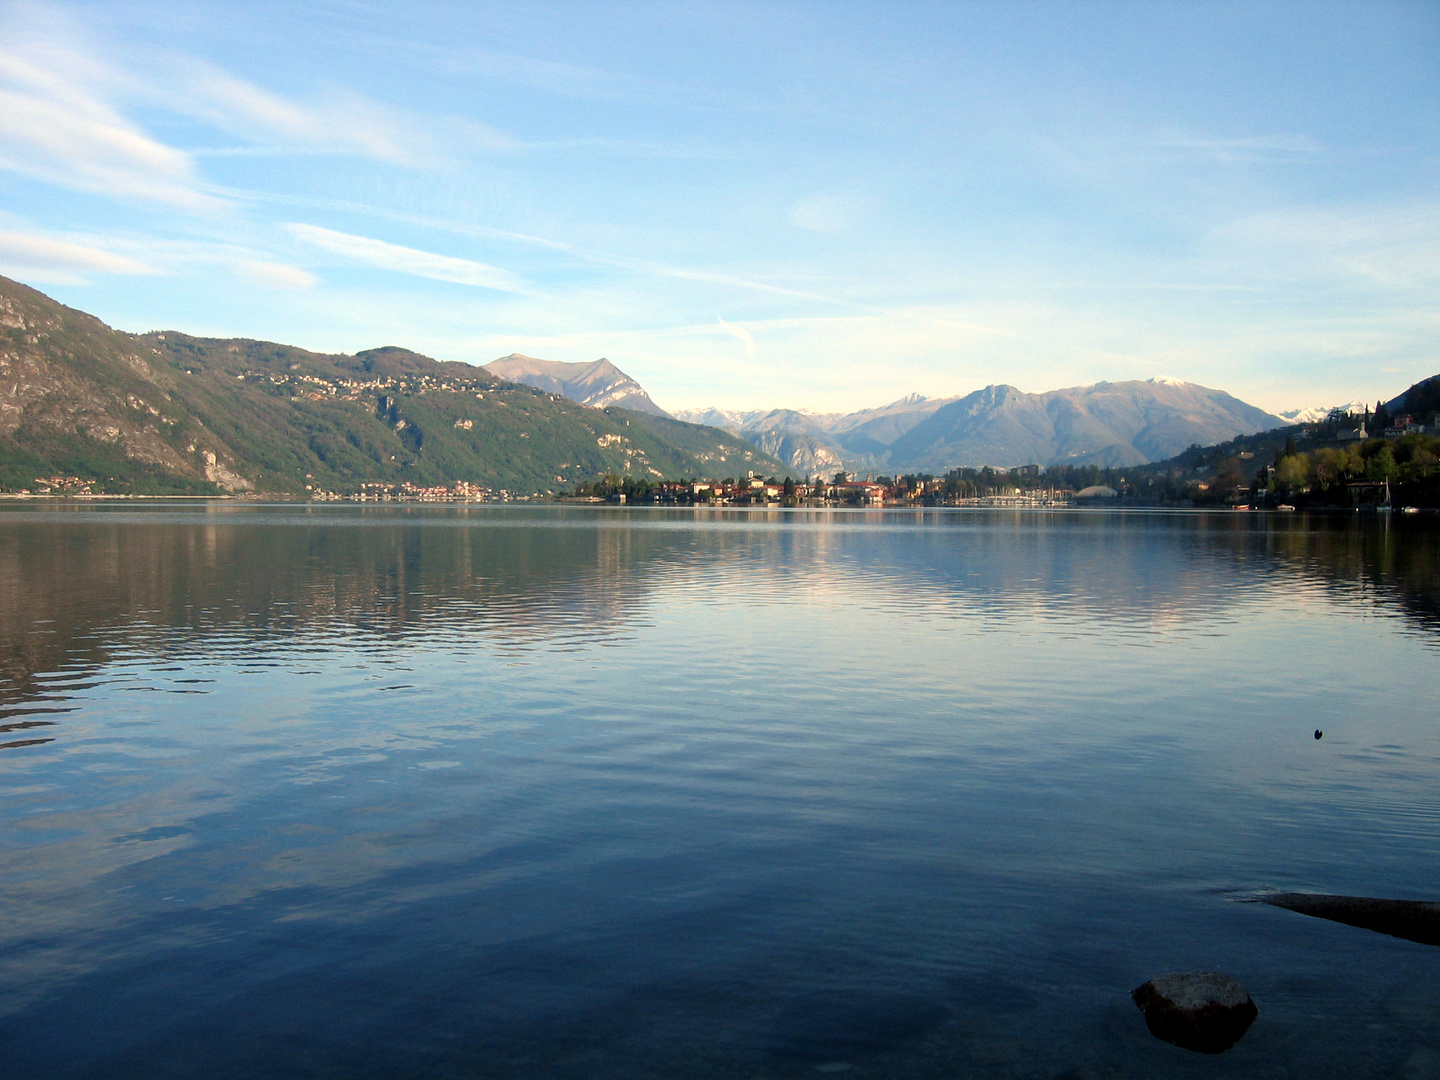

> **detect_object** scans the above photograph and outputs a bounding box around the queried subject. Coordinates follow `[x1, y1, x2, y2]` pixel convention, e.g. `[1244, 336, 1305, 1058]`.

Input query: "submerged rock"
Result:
[1263, 893, 1440, 947]
[1130, 971, 1257, 1054]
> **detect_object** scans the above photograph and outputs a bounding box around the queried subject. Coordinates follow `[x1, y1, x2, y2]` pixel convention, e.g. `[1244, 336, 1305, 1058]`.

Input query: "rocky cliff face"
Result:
[0, 282, 249, 491]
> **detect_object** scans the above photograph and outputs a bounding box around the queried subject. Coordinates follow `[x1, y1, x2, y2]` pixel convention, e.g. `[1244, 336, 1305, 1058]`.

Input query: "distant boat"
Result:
[1232, 504, 1250, 511]
[1402, 506, 1420, 514]
[1277, 504, 1296, 512]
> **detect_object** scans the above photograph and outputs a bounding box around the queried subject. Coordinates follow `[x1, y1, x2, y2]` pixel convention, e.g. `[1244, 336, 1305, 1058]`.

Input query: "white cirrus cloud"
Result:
[236, 260, 318, 290]
[169, 59, 513, 164]
[1148, 131, 1324, 161]
[1206, 201, 1440, 291]
[0, 10, 514, 217]
[715, 315, 756, 359]
[286, 224, 525, 292]
[0, 38, 224, 212]
[0, 230, 158, 285]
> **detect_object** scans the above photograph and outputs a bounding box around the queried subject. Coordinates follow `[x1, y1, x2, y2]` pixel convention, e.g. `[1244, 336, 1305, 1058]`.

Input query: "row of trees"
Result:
[1271, 433, 1439, 494]
[569, 474, 665, 500]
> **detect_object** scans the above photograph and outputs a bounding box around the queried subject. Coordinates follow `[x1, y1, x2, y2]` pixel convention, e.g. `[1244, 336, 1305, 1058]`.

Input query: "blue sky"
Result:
[0, 1, 1435, 414]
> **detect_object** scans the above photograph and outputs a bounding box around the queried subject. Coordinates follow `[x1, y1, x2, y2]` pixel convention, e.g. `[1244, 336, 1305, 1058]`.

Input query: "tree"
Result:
[1213, 457, 1247, 491]
[1365, 445, 1397, 482]
[1310, 447, 1352, 488]
[1275, 454, 1309, 491]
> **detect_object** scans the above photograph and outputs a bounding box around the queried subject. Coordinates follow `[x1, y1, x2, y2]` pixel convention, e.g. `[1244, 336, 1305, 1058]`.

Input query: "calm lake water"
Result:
[1, 504, 1437, 1079]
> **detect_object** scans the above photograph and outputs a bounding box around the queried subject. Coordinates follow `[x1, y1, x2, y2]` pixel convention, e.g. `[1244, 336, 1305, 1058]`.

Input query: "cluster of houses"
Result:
[17, 476, 97, 496]
[306, 480, 529, 502]
[577, 472, 1068, 507]
[687, 476, 890, 505]
[1330, 408, 1427, 442]
[234, 368, 490, 406]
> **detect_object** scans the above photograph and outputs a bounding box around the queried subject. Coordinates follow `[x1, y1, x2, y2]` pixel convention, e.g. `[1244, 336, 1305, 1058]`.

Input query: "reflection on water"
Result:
[0, 504, 1437, 1079]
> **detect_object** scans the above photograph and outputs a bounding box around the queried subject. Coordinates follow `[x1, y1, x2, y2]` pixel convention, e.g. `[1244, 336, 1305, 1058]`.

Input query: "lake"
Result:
[1, 504, 1437, 1079]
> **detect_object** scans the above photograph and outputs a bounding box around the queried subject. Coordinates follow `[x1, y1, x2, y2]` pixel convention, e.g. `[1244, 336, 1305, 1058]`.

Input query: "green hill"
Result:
[0, 276, 779, 495]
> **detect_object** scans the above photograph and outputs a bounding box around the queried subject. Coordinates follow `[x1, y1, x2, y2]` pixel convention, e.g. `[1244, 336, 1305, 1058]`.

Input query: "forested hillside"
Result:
[0, 277, 778, 495]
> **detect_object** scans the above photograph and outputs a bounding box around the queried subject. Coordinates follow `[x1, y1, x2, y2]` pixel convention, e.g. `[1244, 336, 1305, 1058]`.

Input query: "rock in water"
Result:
[1262, 893, 1440, 947]
[1130, 972, 1258, 1054]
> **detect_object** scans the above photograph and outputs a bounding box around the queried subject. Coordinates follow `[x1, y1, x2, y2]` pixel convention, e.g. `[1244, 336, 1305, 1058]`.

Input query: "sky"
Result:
[0, 0, 1436, 415]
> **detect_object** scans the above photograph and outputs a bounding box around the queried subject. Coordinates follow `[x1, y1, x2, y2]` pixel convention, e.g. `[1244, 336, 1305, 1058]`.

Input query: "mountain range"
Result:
[513, 356, 1288, 473]
[1275, 402, 1367, 425]
[673, 379, 1285, 473]
[0, 276, 778, 494]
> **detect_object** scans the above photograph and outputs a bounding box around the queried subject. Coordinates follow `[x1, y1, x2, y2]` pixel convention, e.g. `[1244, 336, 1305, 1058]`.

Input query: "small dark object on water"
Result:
[1131, 972, 1257, 1054]
[1262, 893, 1440, 947]
[1314, 729, 1323, 740]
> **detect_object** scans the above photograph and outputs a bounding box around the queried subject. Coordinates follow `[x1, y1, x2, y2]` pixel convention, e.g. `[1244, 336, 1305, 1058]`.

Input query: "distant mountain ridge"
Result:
[1276, 402, 1366, 425]
[498, 357, 1289, 473]
[884, 378, 1284, 470]
[484, 354, 670, 416]
[678, 379, 1283, 473]
[672, 394, 960, 473]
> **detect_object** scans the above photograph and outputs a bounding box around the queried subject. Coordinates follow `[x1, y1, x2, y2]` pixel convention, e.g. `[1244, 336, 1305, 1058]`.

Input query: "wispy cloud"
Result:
[715, 315, 755, 359]
[433, 47, 640, 102]
[0, 230, 157, 284]
[1147, 131, 1324, 162]
[286, 223, 525, 292]
[219, 186, 850, 305]
[1207, 201, 1440, 291]
[0, 41, 223, 211]
[165, 58, 514, 164]
[235, 260, 317, 290]
[0, 9, 515, 215]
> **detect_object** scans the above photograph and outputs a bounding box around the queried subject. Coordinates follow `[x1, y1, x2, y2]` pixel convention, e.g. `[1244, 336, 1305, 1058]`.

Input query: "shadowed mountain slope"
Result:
[1388, 374, 1440, 422]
